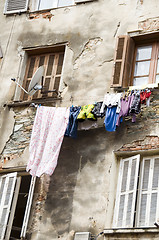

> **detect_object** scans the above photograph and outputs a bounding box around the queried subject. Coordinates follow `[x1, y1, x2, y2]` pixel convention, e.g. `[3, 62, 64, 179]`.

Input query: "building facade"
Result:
[0, 0, 159, 239]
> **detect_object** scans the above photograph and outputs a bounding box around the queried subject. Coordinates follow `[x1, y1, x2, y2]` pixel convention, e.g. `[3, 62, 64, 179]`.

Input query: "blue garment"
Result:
[104, 106, 119, 132]
[65, 106, 81, 138]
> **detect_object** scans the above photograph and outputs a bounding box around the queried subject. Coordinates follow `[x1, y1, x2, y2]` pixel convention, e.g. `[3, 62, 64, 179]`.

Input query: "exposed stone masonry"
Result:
[118, 136, 159, 152]
[0, 107, 36, 163]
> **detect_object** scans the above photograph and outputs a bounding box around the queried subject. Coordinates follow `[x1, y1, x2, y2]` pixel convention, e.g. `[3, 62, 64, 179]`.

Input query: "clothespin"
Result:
[29, 103, 38, 108]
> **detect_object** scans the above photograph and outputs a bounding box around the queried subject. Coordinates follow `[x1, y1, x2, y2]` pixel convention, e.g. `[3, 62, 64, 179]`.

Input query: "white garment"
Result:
[100, 93, 122, 113]
[26, 106, 69, 177]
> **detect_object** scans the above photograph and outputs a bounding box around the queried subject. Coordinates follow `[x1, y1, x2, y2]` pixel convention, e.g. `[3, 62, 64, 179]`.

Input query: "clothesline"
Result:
[30, 88, 152, 135]
[27, 88, 152, 177]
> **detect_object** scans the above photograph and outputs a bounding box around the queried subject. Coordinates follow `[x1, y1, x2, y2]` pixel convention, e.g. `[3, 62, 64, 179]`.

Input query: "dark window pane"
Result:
[27, 57, 35, 78]
[56, 54, 64, 75]
[46, 55, 55, 76]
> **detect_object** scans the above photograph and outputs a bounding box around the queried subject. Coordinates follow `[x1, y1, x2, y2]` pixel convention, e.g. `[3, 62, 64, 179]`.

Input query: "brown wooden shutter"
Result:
[111, 35, 135, 88]
[21, 51, 64, 101]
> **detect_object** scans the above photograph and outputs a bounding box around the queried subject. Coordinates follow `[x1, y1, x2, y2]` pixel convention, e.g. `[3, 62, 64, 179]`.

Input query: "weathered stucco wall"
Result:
[1, 0, 159, 239]
[1, 0, 159, 107]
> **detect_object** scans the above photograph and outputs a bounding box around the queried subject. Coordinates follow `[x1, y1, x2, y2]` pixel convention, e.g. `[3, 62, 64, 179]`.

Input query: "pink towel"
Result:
[27, 106, 69, 177]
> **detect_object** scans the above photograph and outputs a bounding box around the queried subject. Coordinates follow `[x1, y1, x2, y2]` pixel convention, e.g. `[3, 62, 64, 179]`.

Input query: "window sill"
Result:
[104, 227, 159, 235]
[112, 82, 159, 91]
[5, 97, 62, 108]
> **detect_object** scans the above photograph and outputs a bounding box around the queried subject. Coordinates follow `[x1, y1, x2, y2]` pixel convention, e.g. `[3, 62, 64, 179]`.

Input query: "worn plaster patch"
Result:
[73, 37, 103, 70]
[139, 17, 159, 32]
[117, 135, 159, 152]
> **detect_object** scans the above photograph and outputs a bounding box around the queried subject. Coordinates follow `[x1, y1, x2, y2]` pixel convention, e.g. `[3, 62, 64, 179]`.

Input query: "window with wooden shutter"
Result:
[137, 156, 159, 227]
[113, 155, 140, 228]
[0, 173, 35, 239]
[111, 35, 134, 88]
[21, 50, 65, 101]
[4, 0, 29, 14]
[113, 154, 159, 228]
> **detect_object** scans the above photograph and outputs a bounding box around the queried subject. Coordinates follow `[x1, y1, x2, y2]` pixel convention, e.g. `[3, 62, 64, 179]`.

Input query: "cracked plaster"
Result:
[73, 37, 103, 70]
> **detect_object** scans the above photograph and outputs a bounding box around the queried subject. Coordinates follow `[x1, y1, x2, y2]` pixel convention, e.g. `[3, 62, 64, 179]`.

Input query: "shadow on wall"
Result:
[44, 127, 108, 236]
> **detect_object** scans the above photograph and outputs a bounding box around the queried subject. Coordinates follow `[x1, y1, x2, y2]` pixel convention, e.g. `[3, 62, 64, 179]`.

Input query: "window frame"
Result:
[113, 154, 159, 229]
[130, 42, 159, 86]
[111, 33, 159, 88]
[0, 172, 17, 240]
[0, 172, 36, 240]
[37, 0, 75, 11]
[21, 47, 65, 101]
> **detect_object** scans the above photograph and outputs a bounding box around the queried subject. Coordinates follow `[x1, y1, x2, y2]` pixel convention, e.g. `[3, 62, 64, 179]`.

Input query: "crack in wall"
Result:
[98, 59, 113, 67]
[73, 37, 103, 69]
[74, 37, 103, 63]
[113, 22, 120, 38]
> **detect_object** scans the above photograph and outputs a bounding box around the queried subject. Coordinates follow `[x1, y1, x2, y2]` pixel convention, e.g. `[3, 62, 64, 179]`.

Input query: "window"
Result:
[21, 47, 65, 101]
[133, 44, 159, 86]
[111, 33, 159, 88]
[34, 0, 96, 11]
[0, 172, 36, 239]
[113, 155, 159, 228]
[4, 0, 96, 15]
[4, 0, 29, 14]
[37, 0, 74, 10]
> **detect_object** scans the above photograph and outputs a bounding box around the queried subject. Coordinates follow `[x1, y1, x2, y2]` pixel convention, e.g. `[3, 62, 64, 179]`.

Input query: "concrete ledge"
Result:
[5, 98, 62, 108]
[104, 228, 159, 235]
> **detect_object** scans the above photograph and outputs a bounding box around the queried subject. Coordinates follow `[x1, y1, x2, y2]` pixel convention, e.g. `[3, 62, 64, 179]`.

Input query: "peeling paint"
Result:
[73, 38, 103, 70]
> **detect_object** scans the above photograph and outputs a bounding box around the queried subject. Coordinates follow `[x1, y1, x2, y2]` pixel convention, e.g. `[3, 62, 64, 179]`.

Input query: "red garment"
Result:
[140, 90, 151, 104]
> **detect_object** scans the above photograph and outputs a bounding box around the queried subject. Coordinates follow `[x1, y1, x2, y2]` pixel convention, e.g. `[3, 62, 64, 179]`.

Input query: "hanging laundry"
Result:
[104, 106, 119, 132]
[77, 104, 97, 121]
[91, 102, 105, 118]
[100, 93, 122, 114]
[26, 106, 69, 177]
[65, 106, 81, 138]
[116, 95, 135, 126]
[140, 89, 151, 104]
[129, 92, 141, 114]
